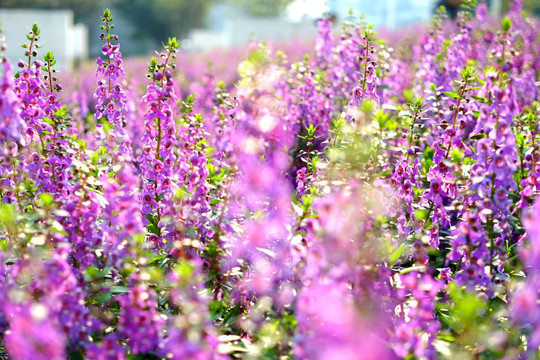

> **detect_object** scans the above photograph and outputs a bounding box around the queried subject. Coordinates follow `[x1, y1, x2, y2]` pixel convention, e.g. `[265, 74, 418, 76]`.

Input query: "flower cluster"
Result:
[93, 9, 131, 160]
[138, 37, 180, 248]
[0, 3, 539, 359]
[0, 56, 23, 143]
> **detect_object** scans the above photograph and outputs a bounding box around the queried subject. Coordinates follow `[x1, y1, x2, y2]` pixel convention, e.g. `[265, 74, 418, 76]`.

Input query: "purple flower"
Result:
[0, 59, 24, 143]
[4, 306, 66, 360]
[138, 41, 179, 248]
[93, 10, 132, 160]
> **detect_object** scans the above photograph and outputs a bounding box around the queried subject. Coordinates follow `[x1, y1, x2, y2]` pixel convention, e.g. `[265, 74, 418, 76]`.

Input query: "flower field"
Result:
[1, 2, 540, 359]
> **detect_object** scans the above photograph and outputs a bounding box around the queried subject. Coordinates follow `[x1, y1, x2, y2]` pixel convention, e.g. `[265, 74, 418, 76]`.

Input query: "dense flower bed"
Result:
[1, 2, 539, 359]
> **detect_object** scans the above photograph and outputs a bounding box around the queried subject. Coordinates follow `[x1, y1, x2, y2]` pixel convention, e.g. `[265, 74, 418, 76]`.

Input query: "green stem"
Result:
[444, 76, 469, 159]
[488, 173, 496, 276]
[406, 107, 421, 162]
[155, 50, 173, 161]
[361, 38, 370, 93]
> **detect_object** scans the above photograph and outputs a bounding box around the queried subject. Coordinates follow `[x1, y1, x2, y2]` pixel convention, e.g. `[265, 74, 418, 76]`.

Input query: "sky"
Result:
[286, 0, 435, 28]
[286, 0, 329, 21]
[286, 0, 436, 23]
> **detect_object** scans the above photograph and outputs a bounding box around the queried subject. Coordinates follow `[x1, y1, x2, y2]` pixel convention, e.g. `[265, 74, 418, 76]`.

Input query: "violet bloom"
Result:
[101, 165, 144, 264]
[0, 252, 9, 331]
[85, 334, 127, 360]
[413, 11, 449, 102]
[190, 72, 216, 127]
[393, 272, 442, 359]
[93, 9, 132, 160]
[228, 124, 293, 263]
[0, 58, 24, 144]
[160, 263, 224, 359]
[138, 38, 180, 247]
[389, 158, 423, 241]
[281, 59, 331, 194]
[311, 15, 368, 115]
[449, 211, 491, 290]
[4, 306, 66, 360]
[291, 182, 397, 357]
[11, 48, 75, 208]
[315, 16, 334, 68]
[445, 12, 472, 90]
[116, 275, 164, 354]
[513, 199, 540, 353]
[417, 67, 477, 248]
[346, 30, 379, 122]
[59, 176, 105, 267]
[57, 285, 100, 349]
[515, 149, 539, 213]
[2, 253, 92, 358]
[11, 25, 52, 146]
[456, 68, 519, 286]
[286, 60, 332, 150]
[174, 107, 211, 239]
[27, 254, 98, 348]
[294, 282, 393, 360]
[123, 85, 147, 157]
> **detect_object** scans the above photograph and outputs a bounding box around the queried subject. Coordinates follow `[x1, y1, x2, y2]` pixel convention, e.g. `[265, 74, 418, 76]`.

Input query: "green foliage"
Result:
[31, 23, 40, 36]
[501, 16, 513, 32]
[43, 50, 55, 64]
[115, 0, 211, 47]
[225, 0, 293, 16]
[166, 37, 181, 51]
[0, 204, 17, 234]
[103, 8, 112, 20]
[501, 0, 540, 15]
[461, 0, 477, 10]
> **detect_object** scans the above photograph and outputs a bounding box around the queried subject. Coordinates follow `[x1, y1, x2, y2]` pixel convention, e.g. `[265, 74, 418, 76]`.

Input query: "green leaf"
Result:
[68, 350, 84, 360]
[451, 148, 464, 163]
[38, 193, 53, 207]
[501, 16, 512, 32]
[470, 95, 487, 102]
[147, 255, 166, 264]
[44, 51, 54, 62]
[110, 286, 129, 294]
[174, 261, 195, 279]
[389, 244, 405, 265]
[415, 208, 430, 221]
[516, 133, 526, 147]
[0, 239, 7, 252]
[444, 91, 460, 99]
[374, 169, 392, 178]
[147, 223, 160, 235]
[95, 290, 113, 304]
[43, 117, 55, 126]
[0, 204, 17, 233]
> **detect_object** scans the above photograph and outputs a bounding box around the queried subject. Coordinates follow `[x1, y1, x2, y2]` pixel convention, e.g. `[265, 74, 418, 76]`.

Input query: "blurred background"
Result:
[0, 0, 538, 69]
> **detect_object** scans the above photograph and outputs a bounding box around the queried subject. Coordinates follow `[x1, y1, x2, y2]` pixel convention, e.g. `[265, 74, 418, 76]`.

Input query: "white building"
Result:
[0, 9, 88, 69]
[186, 0, 503, 52]
[187, 3, 320, 52]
